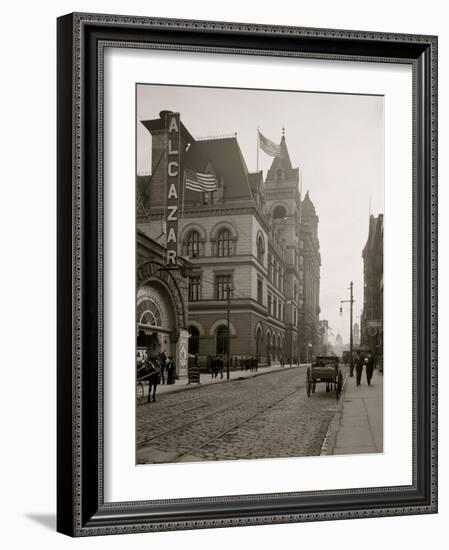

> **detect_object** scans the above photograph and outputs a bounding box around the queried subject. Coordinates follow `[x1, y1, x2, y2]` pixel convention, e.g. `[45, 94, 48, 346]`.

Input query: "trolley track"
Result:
[136, 402, 208, 428]
[136, 398, 248, 449]
[173, 385, 303, 462]
[135, 366, 338, 464]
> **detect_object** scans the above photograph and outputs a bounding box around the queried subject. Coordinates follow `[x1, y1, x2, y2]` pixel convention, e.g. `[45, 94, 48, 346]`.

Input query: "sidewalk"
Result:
[148, 362, 308, 397]
[326, 368, 383, 455]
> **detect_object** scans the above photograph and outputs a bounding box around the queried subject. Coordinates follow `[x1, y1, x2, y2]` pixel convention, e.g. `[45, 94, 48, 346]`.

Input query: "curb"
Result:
[320, 374, 349, 456]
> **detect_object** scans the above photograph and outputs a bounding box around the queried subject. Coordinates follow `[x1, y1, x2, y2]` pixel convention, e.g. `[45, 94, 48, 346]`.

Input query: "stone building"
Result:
[137, 110, 322, 365]
[319, 320, 330, 355]
[361, 214, 384, 365]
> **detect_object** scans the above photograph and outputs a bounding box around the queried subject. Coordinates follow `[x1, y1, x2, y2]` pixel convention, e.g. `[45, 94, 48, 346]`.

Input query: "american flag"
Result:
[184, 169, 218, 192]
[258, 130, 281, 158]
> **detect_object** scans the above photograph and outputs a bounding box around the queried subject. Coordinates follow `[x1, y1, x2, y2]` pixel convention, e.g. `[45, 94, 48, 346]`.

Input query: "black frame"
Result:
[57, 12, 438, 536]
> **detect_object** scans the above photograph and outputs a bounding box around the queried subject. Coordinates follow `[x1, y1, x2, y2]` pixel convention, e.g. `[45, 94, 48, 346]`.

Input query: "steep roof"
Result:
[363, 214, 384, 256]
[136, 174, 150, 198]
[183, 137, 254, 203]
[301, 190, 316, 216]
[265, 135, 298, 185]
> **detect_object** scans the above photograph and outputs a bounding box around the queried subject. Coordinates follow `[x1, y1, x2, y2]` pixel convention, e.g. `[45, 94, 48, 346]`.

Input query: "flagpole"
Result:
[181, 170, 186, 222]
[256, 126, 259, 173]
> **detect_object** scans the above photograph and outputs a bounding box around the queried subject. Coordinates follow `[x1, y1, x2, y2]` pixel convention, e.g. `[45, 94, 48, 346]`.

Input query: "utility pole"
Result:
[350, 281, 354, 376]
[226, 283, 233, 380]
[340, 281, 355, 376]
[291, 323, 294, 367]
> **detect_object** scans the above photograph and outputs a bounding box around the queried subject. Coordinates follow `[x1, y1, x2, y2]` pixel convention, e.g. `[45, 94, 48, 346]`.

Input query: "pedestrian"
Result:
[218, 356, 224, 379]
[355, 352, 364, 387]
[366, 353, 375, 385]
[240, 355, 245, 372]
[245, 355, 250, 372]
[349, 352, 355, 377]
[166, 355, 176, 385]
[158, 351, 166, 384]
[210, 356, 217, 378]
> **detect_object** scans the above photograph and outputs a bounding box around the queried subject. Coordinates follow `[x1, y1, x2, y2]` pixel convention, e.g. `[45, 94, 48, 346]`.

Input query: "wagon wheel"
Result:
[306, 367, 312, 397]
[336, 368, 343, 400]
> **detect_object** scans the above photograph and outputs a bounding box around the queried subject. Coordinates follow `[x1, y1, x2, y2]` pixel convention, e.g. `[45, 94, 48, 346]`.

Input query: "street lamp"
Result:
[226, 283, 234, 380]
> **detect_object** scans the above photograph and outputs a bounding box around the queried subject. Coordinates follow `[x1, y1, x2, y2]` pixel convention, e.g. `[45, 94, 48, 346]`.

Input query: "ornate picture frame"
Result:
[57, 12, 437, 536]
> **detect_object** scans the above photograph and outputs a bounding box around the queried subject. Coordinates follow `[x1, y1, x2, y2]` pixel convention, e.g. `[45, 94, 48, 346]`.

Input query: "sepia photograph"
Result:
[135, 83, 384, 465]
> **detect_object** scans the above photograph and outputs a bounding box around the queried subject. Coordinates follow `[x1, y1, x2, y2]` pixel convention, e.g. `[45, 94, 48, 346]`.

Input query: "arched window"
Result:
[256, 327, 263, 358]
[216, 228, 233, 257]
[273, 204, 287, 219]
[216, 326, 229, 355]
[186, 230, 202, 258]
[189, 326, 200, 355]
[257, 234, 265, 264]
[138, 298, 162, 328]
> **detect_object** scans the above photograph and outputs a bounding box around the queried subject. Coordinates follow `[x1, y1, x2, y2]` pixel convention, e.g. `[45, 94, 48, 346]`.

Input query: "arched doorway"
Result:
[137, 282, 177, 359]
[189, 326, 200, 355]
[256, 326, 263, 360]
[216, 325, 229, 355]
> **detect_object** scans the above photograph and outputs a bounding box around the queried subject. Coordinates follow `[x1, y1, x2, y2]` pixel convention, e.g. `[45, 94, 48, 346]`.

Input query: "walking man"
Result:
[349, 351, 355, 377]
[158, 351, 166, 384]
[366, 352, 375, 386]
[355, 352, 364, 387]
[166, 355, 176, 385]
[211, 356, 217, 379]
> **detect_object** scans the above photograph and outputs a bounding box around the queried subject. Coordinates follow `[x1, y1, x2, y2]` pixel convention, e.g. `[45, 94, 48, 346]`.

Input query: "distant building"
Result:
[353, 322, 360, 347]
[137, 110, 322, 365]
[361, 214, 383, 365]
[319, 320, 330, 355]
[333, 333, 343, 356]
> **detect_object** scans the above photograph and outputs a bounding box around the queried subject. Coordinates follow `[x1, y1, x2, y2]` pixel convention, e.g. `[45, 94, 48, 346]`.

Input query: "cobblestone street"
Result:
[137, 366, 344, 464]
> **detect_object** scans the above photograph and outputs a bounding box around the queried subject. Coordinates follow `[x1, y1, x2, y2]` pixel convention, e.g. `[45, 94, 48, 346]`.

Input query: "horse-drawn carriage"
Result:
[306, 356, 343, 400]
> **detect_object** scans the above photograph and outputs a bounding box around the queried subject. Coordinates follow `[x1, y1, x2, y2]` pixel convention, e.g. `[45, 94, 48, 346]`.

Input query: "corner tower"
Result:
[263, 133, 303, 364]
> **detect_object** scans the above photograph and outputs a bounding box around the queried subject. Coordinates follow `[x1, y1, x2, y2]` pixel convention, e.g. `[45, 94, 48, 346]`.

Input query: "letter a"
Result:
[168, 116, 179, 133]
[167, 183, 178, 199]
[167, 227, 177, 243]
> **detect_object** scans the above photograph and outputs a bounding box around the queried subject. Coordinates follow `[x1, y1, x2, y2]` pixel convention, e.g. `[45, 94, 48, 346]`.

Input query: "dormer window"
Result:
[276, 169, 283, 184]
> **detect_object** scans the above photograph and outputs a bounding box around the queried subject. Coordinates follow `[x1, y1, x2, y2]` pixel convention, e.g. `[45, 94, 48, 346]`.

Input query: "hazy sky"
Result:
[137, 84, 384, 343]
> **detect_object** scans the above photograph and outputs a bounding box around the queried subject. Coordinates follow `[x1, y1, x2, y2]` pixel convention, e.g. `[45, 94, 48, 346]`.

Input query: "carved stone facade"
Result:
[361, 214, 383, 365]
[136, 231, 192, 375]
[138, 110, 321, 364]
